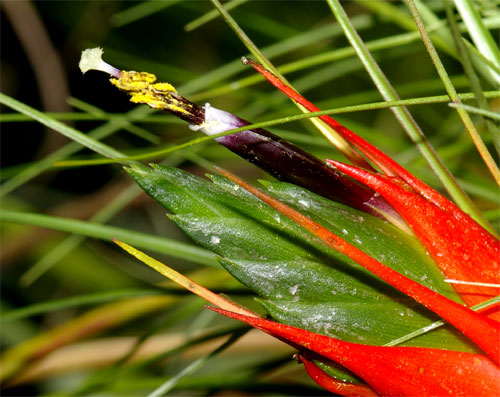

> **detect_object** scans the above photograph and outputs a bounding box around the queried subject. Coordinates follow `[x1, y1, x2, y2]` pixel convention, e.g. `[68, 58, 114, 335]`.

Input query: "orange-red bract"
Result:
[210, 307, 500, 396]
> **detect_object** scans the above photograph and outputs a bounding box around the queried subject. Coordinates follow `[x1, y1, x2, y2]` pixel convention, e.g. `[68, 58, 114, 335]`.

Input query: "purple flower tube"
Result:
[79, 48, 405, 229]
[192, 104, 400, 223]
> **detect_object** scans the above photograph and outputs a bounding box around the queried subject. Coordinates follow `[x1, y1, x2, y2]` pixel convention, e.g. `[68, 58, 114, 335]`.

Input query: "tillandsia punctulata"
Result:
[81, 48, 500, 396]
[79, 48, 406, 230]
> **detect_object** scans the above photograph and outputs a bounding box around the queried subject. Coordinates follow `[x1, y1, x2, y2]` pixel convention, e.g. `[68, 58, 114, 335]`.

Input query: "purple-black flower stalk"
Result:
[194, 104, 400, 221]
[79, 48, 405, 227]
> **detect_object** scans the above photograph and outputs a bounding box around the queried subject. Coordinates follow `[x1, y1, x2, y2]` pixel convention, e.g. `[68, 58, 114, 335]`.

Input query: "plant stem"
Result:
[448, 103, 500, 121]
[357, 0, 500, 85]
[384, 295, 500, 346]
[68, 97, 160, 144]
[2, 92, 498, 124]
[1, 289, 161, 323]
[209, 0, 368, 169]
[54, 91, 500, 168]
[147, 329, 247, 397]
[109, 0, 183, 27]
[0, 106, 153, 197]
[0, 210, 219, 267]
[405, 0, 500, 187]
[185, 0, 248, 32]
[453, 0, 500, 85]
[445, 0, 500, 156]
[0, 93, 124, 160]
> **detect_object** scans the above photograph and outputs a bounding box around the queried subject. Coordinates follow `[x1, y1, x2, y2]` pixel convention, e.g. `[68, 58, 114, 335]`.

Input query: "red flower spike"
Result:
[242, 58, 490, 217]
[209, 307, 500, 396]
[297, 354, 378, 397]
[328, 160, 500, 310]
[244, 58, 500, 310]
[216, 167, 500, 364]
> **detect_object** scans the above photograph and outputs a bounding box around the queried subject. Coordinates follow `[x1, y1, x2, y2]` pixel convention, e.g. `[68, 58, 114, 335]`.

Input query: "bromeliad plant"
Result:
[77, 42, 500, 396]
[3, 2, 500, 395]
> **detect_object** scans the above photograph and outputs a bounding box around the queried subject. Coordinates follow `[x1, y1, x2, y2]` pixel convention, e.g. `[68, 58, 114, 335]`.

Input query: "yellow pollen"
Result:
[130, 93, 165, 109]
[109, 70, 190, 115]
[167, 104, 190, 115]
[153, 82, 176, 93]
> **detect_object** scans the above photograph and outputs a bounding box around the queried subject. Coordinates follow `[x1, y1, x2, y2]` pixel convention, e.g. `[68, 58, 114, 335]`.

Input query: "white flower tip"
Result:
[197, 103, 244, 136]
[79, 47, 103, 74]
[241, 56, 250, 65]
[79, 47, 121, 78]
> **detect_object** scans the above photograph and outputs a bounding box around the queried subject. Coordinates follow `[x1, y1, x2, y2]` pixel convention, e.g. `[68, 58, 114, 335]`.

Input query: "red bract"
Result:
[209, 307, 500, 396]
[297, 354, 378, 397]
[212, 60, 500, 395]
[244, 58, 500, 312]
[328, 161, 500, 311]
[217, 167, 500, 366]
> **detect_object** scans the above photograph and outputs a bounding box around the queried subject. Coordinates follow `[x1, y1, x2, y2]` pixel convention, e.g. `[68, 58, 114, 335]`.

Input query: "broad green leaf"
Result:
[258, 300, 474, 350]
[127, 165, 477, 354]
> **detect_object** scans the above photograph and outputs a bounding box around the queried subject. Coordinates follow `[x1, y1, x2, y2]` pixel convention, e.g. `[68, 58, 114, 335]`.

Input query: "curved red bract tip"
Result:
[328, 160, 500, 312]
[209, 306, 500, 396]
[298, 354, 379, 397]
[245, 58, 496, 227]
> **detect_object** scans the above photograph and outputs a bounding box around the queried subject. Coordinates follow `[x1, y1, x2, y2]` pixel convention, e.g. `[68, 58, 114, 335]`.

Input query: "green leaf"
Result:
[1, 289, 161, 323]
[0, 93, 123, 160]
[0, 209, 218, 268]
[127, 165, 477, 354]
